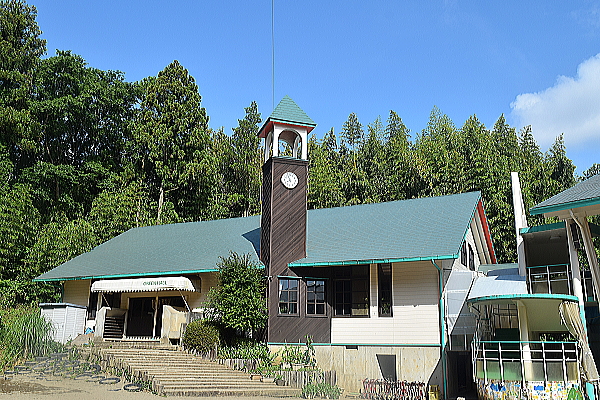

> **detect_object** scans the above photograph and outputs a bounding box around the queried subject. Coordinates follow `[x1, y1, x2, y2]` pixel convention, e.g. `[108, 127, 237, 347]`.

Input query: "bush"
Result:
[182, 320, 220, 354]
[302, 382, 342, 399]
[218, 340, 271, 361]
[0, 306, 61, 370]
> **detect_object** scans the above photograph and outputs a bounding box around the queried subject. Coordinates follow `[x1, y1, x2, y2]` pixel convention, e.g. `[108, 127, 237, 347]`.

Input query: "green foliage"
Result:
[182, 319, 220, 354]
[0, 183, 39, 279]
[0, 280, 59, 308]
[218, 340, 271, 361]
[25, 216, 98, 278]
[0, 305, 61, 369]
[134, 60, 213, 223]
[280, 343, 305, 364]
[302, 382, 342, 399]
[206, 252, 267, 333]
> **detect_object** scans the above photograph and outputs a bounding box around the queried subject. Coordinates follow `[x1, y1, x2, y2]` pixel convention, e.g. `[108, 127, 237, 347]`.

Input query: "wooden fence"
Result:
[217, 358, 336, 389]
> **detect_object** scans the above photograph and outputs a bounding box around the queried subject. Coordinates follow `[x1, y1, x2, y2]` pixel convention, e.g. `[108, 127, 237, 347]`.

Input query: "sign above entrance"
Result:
[91, 276, 198, 293]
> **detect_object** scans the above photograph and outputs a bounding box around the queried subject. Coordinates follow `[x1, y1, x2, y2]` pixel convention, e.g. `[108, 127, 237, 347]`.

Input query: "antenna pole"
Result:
[271, 0, 275, 109]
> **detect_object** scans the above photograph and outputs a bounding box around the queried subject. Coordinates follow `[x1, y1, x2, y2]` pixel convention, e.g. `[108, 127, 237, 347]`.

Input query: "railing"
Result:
[527, 264, 573, 295]
[473, 341, 579, 383]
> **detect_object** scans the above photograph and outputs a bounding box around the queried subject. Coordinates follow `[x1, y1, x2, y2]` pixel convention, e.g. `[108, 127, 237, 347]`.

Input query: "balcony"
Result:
[473, 340, 579, 383]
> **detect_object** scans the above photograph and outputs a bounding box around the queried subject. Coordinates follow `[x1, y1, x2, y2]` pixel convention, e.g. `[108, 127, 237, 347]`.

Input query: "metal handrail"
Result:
[472, 340, 579, 383]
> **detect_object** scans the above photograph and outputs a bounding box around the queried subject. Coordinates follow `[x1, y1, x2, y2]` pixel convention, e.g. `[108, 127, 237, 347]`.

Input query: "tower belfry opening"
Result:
[259, 95, 315, 162]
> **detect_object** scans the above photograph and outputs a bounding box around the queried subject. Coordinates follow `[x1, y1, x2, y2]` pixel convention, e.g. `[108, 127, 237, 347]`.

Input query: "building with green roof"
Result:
[35, 97, 498, 395]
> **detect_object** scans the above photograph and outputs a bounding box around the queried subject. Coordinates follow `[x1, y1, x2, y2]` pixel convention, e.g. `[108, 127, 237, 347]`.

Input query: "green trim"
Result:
[277, 275, 300, 279]
[478, 340, 576, 344]
[520, 222, 565, 235]
[468, 293, 579, 304]
[269, 117, 316, 127]
[530, 196, 600, 215]
[432, 260, 447, 400]
[32, 268, 225, 282]
[289, 254, 458, 268]
[267, 342, 441, 347]
[526, 263, 568, 269]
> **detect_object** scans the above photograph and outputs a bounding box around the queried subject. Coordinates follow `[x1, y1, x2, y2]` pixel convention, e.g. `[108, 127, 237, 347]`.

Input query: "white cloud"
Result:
[510, 53, 600, 149]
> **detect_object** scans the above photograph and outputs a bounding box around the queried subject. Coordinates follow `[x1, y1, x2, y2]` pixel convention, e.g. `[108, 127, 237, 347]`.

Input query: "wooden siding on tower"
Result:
[331, 261, 440, 345]
[63, 279, 91, 307]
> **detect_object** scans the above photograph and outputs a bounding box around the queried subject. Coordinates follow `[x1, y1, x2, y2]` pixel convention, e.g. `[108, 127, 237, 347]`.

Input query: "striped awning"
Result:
[91, 277, 197, 293]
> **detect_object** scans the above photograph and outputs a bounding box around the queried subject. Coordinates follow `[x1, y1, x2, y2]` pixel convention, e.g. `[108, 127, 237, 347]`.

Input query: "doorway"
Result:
[126, 297, 155, 337]
[155, 296, 187, 338]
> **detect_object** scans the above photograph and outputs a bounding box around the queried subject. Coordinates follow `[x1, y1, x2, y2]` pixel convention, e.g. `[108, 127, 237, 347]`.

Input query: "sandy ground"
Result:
[0, 373, 305, 400]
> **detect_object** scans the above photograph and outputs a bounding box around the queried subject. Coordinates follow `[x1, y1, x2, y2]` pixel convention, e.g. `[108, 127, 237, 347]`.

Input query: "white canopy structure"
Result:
[91, 276, 197, 293]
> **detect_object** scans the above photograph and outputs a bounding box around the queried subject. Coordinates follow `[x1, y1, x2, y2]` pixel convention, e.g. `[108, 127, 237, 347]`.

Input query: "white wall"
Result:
[331, 261, 440, 345]
[63, 279, 91, 306]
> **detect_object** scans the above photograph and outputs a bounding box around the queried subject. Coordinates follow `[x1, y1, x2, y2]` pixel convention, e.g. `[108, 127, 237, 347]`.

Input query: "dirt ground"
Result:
[0, 372, 305, 400]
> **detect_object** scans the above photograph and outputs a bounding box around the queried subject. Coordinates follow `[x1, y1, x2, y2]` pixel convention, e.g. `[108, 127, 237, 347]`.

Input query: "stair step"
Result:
[87, 343, 299, 396]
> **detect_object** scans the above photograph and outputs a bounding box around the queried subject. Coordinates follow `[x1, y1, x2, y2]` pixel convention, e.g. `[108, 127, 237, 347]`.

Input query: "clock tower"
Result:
[258, 96, 315, 273]
[259, 97, 316, 342]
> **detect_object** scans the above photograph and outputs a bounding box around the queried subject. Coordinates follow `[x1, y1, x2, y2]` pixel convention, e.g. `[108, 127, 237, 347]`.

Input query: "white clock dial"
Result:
[281, 171, 299, 189]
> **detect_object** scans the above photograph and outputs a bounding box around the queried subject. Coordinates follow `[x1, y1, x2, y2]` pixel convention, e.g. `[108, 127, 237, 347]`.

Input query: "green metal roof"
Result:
[530, 174, 600, 215]
[292, 191, 483, 266]
[519, 222, 565, 235]
[35, 191, 483, 281]
[268, 95, 316, 127]
[34, 216, 262, 281]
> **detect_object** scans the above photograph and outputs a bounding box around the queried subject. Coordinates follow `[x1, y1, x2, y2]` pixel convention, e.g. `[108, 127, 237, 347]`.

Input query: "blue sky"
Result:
[31, 0, 600, 174]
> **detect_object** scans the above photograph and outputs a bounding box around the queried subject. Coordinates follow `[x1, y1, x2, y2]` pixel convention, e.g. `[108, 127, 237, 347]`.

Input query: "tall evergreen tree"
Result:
[0, 0, 46, 161]
[133, 60, 212, 223]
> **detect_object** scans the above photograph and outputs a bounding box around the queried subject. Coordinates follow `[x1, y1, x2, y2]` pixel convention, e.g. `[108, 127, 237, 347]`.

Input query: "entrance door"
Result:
[126, 297, 155, 337]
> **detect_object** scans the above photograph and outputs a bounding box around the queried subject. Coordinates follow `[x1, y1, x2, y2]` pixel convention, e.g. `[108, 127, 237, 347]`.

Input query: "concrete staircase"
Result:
[86, 343, 300, 397]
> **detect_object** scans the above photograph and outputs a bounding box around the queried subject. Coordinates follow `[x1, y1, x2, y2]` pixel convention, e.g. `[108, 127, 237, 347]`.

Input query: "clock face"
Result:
[281, 171, 299, 189]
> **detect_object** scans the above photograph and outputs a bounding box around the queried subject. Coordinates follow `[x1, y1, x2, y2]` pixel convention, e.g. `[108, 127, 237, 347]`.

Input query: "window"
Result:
[334, 265, 369, 317]
[278, 278, 298, 314]
[468, 244, 475, 271]
[378, 263, 392, 317]
[306, 280, 326, 315]
[461, 242, 467, 266]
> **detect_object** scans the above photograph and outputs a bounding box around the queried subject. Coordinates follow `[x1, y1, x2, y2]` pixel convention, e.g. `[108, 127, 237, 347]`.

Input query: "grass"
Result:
[0, 305, 63, 370]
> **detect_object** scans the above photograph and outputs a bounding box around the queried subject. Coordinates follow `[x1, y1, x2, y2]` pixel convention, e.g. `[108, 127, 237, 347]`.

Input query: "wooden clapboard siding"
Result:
[262, 157, 325, 343]
[63, 279, 91, 306]
[331, 261, 440, 345]
[392, 261, 440, 344]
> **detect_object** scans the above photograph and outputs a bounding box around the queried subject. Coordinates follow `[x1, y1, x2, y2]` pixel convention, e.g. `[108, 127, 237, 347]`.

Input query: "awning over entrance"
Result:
[91, 277, 198, 293]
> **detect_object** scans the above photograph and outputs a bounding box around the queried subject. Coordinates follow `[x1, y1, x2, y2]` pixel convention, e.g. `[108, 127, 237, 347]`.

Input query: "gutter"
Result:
[432, 260, 447, 400]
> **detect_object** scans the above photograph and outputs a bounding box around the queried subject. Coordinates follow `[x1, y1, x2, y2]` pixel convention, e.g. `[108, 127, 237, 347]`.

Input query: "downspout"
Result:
[432, 259, 447, 400]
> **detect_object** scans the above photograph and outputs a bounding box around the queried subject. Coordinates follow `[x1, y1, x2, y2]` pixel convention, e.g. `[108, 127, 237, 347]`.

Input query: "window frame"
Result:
[278, 277, 299, 316]
[333, 265, 370, 318]
[306, 279, 327, 317]
[378, 263, 393, 317]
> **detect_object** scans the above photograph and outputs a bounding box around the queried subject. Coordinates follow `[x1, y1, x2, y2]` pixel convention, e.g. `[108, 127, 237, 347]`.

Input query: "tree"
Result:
[24, 216, 98, 279]
[0, 183, 39, 280]
[583, 164, 600, 180]
[133, 60, 213, 223]
[205, 252, 267, 334]
[340, 112, 364, 151]
[0, 0, 46, 161]
[228, 101, 262, 217]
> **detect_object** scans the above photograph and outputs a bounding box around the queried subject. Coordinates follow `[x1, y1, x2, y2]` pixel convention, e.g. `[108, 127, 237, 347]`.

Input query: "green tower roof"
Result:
[258, 96, 316, 137]
[269, 95, 316, 127]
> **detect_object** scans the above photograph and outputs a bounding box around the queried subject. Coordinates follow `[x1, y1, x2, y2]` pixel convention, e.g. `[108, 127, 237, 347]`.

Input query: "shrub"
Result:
[182, 320, 220, 354]
[218, 340, 271, 361]
[0, 306, 61, 370]
[302, 382, 342, 399]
